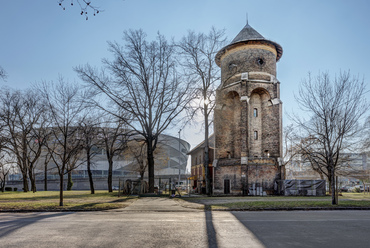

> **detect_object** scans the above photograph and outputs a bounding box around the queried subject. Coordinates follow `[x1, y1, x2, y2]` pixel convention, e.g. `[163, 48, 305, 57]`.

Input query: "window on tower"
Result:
[253, 108, 258, 117]
[256, 58, 265, 66]
[254, 131, 258, 140]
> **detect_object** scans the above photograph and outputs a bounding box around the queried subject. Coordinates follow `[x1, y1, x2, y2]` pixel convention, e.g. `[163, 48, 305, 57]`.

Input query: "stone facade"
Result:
[213, 24, 284, 195]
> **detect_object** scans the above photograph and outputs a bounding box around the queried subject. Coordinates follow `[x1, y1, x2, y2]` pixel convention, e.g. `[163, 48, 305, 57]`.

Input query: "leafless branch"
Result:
[58, 0, 102, 20]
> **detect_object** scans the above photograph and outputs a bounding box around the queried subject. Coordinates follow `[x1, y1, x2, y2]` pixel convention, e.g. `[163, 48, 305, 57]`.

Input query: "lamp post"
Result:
[178, 129, 182, 186]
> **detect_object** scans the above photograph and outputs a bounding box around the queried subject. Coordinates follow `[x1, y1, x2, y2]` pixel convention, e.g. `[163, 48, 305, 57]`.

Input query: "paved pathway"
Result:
[116, 197, 202, 212]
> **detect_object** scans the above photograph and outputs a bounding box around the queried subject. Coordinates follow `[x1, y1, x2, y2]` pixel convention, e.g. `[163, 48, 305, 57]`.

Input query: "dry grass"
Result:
[0, 190, 136, 211]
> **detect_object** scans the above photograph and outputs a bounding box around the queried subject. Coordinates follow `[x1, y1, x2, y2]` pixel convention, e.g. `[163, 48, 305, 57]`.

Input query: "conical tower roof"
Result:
[230, 24, 265, 44]
[215, 24, 283, 65]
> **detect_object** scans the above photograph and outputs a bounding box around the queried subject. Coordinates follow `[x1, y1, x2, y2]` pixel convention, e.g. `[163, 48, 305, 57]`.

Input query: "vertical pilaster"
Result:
[240, 94, 249, 160]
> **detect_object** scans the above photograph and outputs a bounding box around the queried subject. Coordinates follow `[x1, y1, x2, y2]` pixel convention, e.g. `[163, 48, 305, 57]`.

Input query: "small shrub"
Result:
[354, 187, 361, 193]
[13, 188, 18, 191]
[5, 187, 12, 191]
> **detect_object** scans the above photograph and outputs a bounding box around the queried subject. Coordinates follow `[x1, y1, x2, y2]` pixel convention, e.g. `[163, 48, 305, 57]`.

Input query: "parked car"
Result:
[340, 185, 351, 192]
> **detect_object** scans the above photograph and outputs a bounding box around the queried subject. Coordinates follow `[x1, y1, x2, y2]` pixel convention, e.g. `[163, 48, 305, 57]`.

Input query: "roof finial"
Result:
[246, 12, 248, 25]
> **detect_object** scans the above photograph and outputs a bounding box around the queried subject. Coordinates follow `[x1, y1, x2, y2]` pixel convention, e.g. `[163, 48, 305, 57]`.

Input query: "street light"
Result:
[178, 129, 182, 186]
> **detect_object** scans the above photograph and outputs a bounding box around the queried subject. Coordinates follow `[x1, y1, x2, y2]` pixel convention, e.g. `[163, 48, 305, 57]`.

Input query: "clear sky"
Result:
[1, 0, 370, 156]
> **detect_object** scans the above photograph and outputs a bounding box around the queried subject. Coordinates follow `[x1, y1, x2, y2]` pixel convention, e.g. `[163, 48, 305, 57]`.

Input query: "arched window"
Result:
[253, 108, 258, 117]
[254, 131, 258, 140]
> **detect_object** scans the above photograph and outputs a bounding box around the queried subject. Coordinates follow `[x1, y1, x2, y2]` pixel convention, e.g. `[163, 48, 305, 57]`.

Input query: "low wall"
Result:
[275, 180, 326, 196]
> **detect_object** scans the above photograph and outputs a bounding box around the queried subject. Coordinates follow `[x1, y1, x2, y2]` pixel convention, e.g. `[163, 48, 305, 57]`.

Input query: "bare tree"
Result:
[58, 0, 102, 20]
[124, 139, 168, 180]
[177, 27, 226, 195]
[0, 163, 10, 192]
[79, 115, 102, 194]
[0, 89, 29, 191]
[75, 29, 192, 192]
[0, 66, 7, 81]
[38, 78, 86, 206]
[361, 116, 370, 152]
[0, 88, 47, 192]
[25, 97, 50, 193]
[65, 144, 84, 191]
[0, 152, 16, 192]
[281, 125, 300, 178]
[43, 150, 52, 191]
[99, 115, 130, 192]
[124, 140, 148, 181]
[293, 71, 369, 204]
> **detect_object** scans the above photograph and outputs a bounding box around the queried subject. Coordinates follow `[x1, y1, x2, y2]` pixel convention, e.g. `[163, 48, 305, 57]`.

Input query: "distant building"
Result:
[188, 134, 214, 193]
[7, 131, 190, 190]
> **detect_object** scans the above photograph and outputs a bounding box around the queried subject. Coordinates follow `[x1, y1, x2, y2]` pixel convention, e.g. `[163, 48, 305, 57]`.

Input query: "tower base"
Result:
[213, 157, 282, 196]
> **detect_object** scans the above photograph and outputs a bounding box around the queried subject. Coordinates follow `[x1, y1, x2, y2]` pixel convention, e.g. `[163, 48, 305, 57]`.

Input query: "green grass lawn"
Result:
[178, 193, 370, 210]
[0, 190, 136, 211]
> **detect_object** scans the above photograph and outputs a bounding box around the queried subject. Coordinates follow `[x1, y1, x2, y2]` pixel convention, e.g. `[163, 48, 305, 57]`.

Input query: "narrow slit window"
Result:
[253, 108, 258, 117]
[254, 131, 258, 140]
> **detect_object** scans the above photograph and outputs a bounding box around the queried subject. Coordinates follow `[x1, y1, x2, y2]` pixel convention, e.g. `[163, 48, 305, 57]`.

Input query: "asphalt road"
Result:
[1, 198, 369, 248]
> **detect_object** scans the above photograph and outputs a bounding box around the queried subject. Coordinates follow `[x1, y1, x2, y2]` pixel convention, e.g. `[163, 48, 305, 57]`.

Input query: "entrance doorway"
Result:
[224, 179, 230, 194]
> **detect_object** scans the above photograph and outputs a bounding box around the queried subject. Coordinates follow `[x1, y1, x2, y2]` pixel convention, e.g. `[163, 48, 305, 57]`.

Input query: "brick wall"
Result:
[213, 39, 283, 195]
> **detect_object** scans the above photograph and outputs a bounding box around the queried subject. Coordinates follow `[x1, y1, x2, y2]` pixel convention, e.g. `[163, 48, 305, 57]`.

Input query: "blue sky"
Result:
[1, 0, 370, 151]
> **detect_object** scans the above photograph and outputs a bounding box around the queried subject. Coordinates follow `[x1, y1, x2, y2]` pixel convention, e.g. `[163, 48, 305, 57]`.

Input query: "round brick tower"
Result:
[213, 24, 284, 195]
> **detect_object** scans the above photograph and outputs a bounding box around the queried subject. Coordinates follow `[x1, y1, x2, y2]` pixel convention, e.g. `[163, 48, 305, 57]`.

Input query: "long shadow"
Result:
[0, 192, 127, 204]
[205, 210, 218, 248]
[0, 191, 119, 201]
[0, 212, 72, 238]
[231, 210, 370, 248]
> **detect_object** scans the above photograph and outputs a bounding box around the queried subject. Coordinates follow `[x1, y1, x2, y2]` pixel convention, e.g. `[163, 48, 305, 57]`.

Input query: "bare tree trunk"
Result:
[59, 173, 64, 206]
[28, 168, 36, 193]
[21, 168, 29, 192]
[44, 163, 48, 191]
[147, 141, 155, 193]
[107, 157, 113, 193]
[67, 171, 73, 190]
[87, 150, 94, 194]
[329, 166, 337, 205]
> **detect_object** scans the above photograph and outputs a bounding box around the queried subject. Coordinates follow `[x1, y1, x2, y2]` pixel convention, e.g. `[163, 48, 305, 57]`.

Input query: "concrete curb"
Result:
[211, 207, 370, 211]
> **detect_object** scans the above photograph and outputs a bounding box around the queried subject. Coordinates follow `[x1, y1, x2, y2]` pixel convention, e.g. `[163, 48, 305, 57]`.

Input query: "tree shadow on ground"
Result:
[205, 210, 218, 248]
[0, 212, 72, 238]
